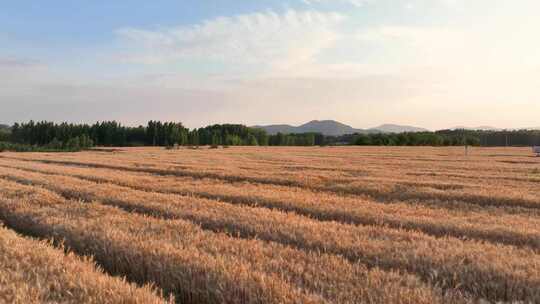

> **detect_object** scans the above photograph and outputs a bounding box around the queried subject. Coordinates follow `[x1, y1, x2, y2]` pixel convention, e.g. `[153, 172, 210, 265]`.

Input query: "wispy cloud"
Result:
[3, 1, 540, 129]
[115, 10, 345, 73]
[301, 0, 462, 9]
[301, 0, 372, 7]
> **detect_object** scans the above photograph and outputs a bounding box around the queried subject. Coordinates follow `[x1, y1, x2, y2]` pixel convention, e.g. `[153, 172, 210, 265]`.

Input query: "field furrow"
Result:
[0, 178, 448, 304]
[1, 167, 540, 302]
[1, 159, 539, 252]
[0, 225, 169, 304]
[3, 154, 540, 210]
[1, 147, 539, 303]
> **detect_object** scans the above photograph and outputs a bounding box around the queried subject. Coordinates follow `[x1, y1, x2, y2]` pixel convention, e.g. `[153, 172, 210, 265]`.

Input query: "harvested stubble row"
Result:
[0, 225, 168, 304]
[1, 159, 539, 253]
[1, 166, 540, 302]
[3, 154, 540, 210]
[0, 179, 449, 304]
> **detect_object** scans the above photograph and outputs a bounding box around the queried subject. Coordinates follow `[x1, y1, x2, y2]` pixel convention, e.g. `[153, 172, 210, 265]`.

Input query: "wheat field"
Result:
[1, 146, 539, 303]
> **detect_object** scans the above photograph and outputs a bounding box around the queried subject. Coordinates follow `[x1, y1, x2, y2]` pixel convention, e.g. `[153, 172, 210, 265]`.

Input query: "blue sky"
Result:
[1, 1, 540, 129]
[2, 1, 278, 43]
[0, 1, 451, 62]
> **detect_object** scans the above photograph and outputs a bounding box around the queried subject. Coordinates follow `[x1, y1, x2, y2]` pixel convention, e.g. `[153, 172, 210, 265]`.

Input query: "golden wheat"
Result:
[0, 178, 447, 304]
[0, 166, 539, 302]
[0, 225, 169, 304]
[1, 157, 539, 251]
[1, 146, 539, 303]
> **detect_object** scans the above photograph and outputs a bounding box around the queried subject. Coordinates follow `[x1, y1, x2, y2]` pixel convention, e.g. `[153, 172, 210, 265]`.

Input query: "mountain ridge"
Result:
[253, 120, 429, 136]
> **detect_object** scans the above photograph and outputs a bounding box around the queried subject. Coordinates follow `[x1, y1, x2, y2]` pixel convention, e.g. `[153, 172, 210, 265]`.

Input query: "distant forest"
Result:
[1, 120, 540, 151]
[329, 130, 540, 147]
[0, 121, 317, 151]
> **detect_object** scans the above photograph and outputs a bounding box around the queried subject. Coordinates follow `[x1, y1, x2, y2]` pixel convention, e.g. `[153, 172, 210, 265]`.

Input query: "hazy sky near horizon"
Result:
[1, 0, 539, 130]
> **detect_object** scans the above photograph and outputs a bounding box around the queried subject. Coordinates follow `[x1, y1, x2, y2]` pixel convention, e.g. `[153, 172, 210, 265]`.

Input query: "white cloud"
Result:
[301, 0, 464, 9]
[116, 10, 345, 73]
[4, 3, 540, 130]
[302, 0, 372, 7]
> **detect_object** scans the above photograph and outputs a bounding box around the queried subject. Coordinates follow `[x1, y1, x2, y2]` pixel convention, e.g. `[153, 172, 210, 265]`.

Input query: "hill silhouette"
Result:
[253, 120, 428, 136]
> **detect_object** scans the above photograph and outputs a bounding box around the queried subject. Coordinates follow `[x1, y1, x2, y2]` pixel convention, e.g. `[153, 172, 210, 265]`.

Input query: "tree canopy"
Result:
[3, 121, 540, 149]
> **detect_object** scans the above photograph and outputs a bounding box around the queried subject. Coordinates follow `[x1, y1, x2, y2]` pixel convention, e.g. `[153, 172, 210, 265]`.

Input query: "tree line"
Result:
[3, 121, 270, 149]
[4, 121, 337, 149]
[2, 121, 540, 150]
[328, 129, 540, 147]
[0, 125, 10, 142]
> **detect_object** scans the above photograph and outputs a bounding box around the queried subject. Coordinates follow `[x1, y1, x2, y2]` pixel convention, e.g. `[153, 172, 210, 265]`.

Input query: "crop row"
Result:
[1, 167, 540, 302]
[0, 178, 446, 304]
[0, 224, 168, 304]
[1, 159, 539, 252]
[2, 154, 538, 210]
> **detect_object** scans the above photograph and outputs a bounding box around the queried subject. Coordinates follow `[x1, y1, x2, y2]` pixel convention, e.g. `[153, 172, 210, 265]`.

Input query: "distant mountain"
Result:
[370, 124, 429, 133]
[251, 124, 299, 135]
[253, 120, 362, 136]
[253, 120, 428, 136]
[0, 124, 10, 131]
[297, 120, 366, 136]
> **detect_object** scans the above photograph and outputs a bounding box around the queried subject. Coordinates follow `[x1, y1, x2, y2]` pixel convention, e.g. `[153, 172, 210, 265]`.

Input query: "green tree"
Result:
[65, 136, 80, 150]
[47, 138, 63, 150]
[354, 134, 372, 145]
[189, 130, 200, 146]
[247, 134, 259, 146]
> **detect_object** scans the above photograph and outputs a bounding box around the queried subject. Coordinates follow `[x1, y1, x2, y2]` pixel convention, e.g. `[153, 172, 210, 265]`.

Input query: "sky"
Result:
[1, 0, 540, 130]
